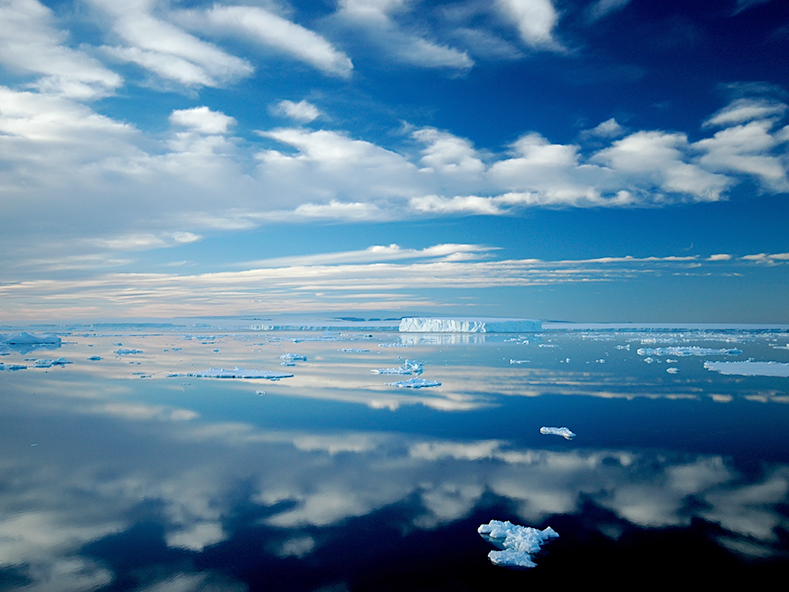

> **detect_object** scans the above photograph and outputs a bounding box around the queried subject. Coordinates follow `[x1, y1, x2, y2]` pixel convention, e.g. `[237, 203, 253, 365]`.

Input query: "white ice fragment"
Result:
[386, 377, 441, 388]
[0, 332, 61, 345]
[87, 356, 102, 361]
[540, 426, 575, 440]
[637, 346, 742, 357]
[340, 348, 370, 352]
[478, 520, 559, 568]
[280, 353, 307, 363]
[116, 348, 143, 355]
[30, 357, 70, 368]
[666, 367, 679, 374]
[256, 389, 266, 396]
[399, 317, 541, 333]
[1, 363, 27, 371]
[185, 367, 294, 380]
[703, 360, 789, 377]
[372, 360, 423, 375]
[510, 359, 529, 364]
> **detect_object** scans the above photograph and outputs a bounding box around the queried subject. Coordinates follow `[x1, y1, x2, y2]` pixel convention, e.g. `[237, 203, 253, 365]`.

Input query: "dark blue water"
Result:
[1, 327, 788, 590]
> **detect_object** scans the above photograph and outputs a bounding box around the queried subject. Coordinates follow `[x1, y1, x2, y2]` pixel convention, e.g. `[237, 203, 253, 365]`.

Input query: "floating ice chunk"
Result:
[340, 348, 370, 353]
[399, 317, 542, 333]
[386, 377, 441, 388]
[0, 332, 61, 345]
[703, 360, 789, 377]
[280, 353, 307, 363]
[510, 359, 529, 364]
[637, 346, 742, 357]
[666, 367, 680, 374]
[185, 367, 294, 380]
[372, 360, 423, 375]
[87, 355, 102, 361]
[116, 348, 143, 355]
[478, 520, 559, 568]
[540, 426, 575, 440]
[30, 357, 70, 368]
[256, 389, 266, 396]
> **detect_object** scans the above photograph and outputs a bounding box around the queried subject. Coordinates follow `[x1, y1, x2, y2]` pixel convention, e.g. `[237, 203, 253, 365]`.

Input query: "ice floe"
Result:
[478, 520, 559, 568]
[372, 360, 423, 375]
[115, 348, 143, 355]
[0, 332, 61, 345]
[386, 378, 441, 388]
[182, 367, 294, 380]
[703, 361, 789, 377]
[637, 346, 742, 357]
[28, 358, 71, 368]
[540, 427, 575, 440]
[400, 317, 542, 333]
[666, 367, 680, 374]
[0, 363, 27, 371]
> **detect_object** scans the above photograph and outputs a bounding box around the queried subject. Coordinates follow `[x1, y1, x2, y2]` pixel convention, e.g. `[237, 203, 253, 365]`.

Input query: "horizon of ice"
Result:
[637, 346, 742, 357]
[478, 520, 559, 568]
[540, 426, 576, 440]
[0, 332, 61, 345]
[386, 377, 441, 388]
[399, 317, 542, 333]
[184, 367, 294, 380]
[704, 360, 789, 377]
[372, 360, 423, 375]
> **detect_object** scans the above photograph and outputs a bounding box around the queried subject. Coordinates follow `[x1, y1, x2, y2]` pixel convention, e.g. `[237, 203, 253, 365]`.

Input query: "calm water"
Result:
[2, 324, 789, 590]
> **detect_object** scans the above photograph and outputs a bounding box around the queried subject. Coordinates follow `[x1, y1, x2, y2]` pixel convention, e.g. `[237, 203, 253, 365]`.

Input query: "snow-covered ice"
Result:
[0, 332, 61, 345]
[637, 346, 742, 357]
[399, 317, 542, 333]
[478, 520, 559, 568]
[184, 367, 294, 380]
[386, 377, 441, 388]
[703, 361, 789, 377]
[540, 426, 575, 440]
[372, 360, 423, 375]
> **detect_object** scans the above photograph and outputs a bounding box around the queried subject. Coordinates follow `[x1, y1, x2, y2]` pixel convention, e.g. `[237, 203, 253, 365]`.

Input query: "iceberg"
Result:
[703, 361, 789, 377]
[637, 346, 742, 357]
[386, 377, 441, 388]
[399, 317, 542, 333]
[372, 360, 423, 375]
[0, 332, 61, 345]
[540, 426, 575, 440]
[185, 367, 294, 380]
[478, 520, 559, 568]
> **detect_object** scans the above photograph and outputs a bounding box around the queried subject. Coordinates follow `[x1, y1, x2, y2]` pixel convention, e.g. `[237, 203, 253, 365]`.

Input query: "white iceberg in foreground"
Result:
[478, 520, 559, 568]
[540, 426, 575, 440]
[372, 359, 423, 375]
[703, 361, 789, 377]
[185, 367, 294, 380]
[399, 317, 541, 333]
[386, 377, 441, 388]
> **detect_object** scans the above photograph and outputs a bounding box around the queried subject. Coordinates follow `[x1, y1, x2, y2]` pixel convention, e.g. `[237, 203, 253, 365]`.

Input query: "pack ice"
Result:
[184, 367, 294, 380]
[704, 360, 789, 377]
[478, 520, 559, 568]
[399, 317, 542, 333]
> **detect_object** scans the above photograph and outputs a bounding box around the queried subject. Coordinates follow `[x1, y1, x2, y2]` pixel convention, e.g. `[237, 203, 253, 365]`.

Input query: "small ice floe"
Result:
[1, 363, 27, 371]
[378, 342, 411, 348]
[510, 359, 529, 364]
[29, 357, 70, 368]
[478, 520, 559, 568]
[643, 357, 654, 364]
[339, 348, 370, 353]
[116, 348, 143, 355]
[184, 367, 294, 380]
[87, 355, 102, 361]
[666, 367, 680, 374]
[703, 360, 789, 377]
[637, 346, 742, 357]
[540, 426, 575, 440]
[372, 360, 423, 375]
[280, 353, 307, 367]
[255, 389, 266, 396]
[386, 377, 440, 388]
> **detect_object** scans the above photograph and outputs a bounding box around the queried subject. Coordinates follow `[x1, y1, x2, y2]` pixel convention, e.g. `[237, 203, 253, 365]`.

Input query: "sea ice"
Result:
[280, 353, 307, 363]
[478, 520, 559, 568]
[666, 367, 680, 374]
[372, 360, 423, 375]
[637, 346, 742, 357]
[30, 358, 70, 368]
[540, 426, 575, 440]
[399, 317, 542, 333]
[0, 332, 61, 345]
[116, 348, 143, 355]
[703, 361, 789, 377]
[386, 377, 441, 388]
[185, 367, 294, 380]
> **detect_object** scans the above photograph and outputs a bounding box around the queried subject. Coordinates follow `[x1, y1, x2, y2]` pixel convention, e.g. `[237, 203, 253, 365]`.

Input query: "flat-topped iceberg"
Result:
[399, 317, 542, 333]
[478, 520, 559, 568]
[386, 377, 441, 388]
[372, 360, 423, 375]
[704, 361, 789, 377]
[185, 367, 294, 380]
[540, 426, 576, 440]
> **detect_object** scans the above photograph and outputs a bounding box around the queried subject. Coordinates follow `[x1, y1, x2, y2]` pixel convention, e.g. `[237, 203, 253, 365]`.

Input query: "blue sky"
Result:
[1, 0, 788, 322]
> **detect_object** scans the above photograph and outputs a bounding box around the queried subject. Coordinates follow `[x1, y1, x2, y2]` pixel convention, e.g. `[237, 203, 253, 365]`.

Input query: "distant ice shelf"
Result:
[399, 317, 542, 333]
[704, 360, 789, 377]
[540, 426, 576, 440]
[478, 520, 559, 568]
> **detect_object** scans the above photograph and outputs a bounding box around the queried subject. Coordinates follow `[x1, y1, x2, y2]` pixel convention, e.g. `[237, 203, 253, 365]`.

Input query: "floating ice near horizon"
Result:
[637, 346, 742, 357]
[704, 361, 789, 377]
[116, 348, 143, 355]
[372, 360, 423, 375]
[386, 377, 441, 388]
[183, 367, 294, 380]
[0, 332, 61, 345]
[399, 317, 542, 333]
[29, 358, 70, 368]
[666, 367, 680, 374]
[478, 520, 559, 568]
[540, 426, 575, 440]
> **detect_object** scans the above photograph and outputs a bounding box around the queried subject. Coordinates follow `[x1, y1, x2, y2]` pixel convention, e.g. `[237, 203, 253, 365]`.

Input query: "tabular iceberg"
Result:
[386, 377, 441, 388]
[185, 367, 294, 380]
[478, 520, 559, 568]
[540, 426, 576, 440]
[399, 318, 542, 333]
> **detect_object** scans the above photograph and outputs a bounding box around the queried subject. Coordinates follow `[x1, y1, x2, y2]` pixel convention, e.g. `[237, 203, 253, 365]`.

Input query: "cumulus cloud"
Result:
[170, 106, 236, 134]
[273, 99, 322, 123]
[495, 0, 562, 50]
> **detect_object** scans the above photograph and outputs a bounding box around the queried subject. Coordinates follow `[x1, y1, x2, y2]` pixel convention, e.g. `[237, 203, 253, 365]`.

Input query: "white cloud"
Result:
[584, 117, 626, 138]
[0, 0, 123, 99]
[170, 106, 236, 134]
[413, 127, 485, 174]
[704, 98, 788, 127]
[89, 0, 253, 87]
[586, 0, 631, 22]
[175, 4, 353, 78]
[274, 100, 322, 123]
[495, 0, 561, 50]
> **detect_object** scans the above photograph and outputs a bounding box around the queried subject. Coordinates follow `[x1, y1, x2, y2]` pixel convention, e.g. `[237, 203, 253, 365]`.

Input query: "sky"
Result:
[0, 0, 788, 323]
